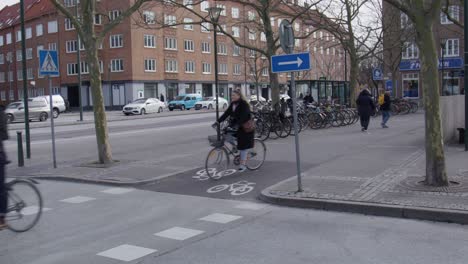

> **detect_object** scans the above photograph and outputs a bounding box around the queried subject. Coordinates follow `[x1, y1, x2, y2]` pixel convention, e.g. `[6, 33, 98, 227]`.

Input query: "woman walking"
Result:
[356, 89, 375, 132]
[216, 90, 254, 172]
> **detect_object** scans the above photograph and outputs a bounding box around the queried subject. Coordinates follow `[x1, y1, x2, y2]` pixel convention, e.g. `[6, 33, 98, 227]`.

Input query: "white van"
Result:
[36, 95, 66, 118]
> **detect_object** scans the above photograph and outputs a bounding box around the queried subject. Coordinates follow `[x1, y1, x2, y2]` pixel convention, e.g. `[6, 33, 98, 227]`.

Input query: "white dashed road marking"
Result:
[60, 196, 96, 204]
[97, 244, 157, 262]
[100, 188, 134, 195]
[21, 206, 52, 216]
[199, 213, 242, 224]
[235, 203, 266, 210]
[155, 227, 205, 241]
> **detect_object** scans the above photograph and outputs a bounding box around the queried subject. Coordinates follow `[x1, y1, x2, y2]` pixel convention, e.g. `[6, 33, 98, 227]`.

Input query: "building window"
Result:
[66, 40, 78, 53]
[94, 14, 102, 25]
[144, 59, 156, 72]
[26, 27, 32, 39]
[9, 90, 14, 100]
[294, 22, 300, 31]
[233, 64, 241, 75]
[164, 37, 177, 50]
[183, 0, 193, 9]
[218, 43, 227, 55]
[248, 11, 256, 21]
[402, 42, 419, 59]
[16, 50, 22, 61]
[217, 4, 226, 16]
[36, 24, 43, 36]
[232, 26, 240, 38]
[442, 39, 459, 57]
[219, 63, 228, 75]
[262, 67, 269, 76]
[201, 42, 211, 53]
[441, 6, 459, 24]
[64, 0, 76, 7]
[110, 34, 123, 48]
[1, 91, 5, 101]
[6, 33, 12, 44]
[201, 22, 210, 32]
[144, 35, 155, 48]
[110, 59, 124, 72]
[183, 18, 193, 30]
[143, 11, 155, 24]
[185, 61, 195, 73]
[164, 15, 176, 27]
[81, 61, 89, 74]
[65, 18, 75, 31]
[0, 36, 3, 46]
[0, 72, 5, 83]
[200, 0, 209, 12]
[249, 49, 256, 58]
[184, 40, 194, 52]
[0, 54, 3, 65]
[48, 20, 58, 33]
[27, 68, 33, 79]
[16, 31, 21, 42]
[442, 72, 460, 95]
[320, 46, 323, 54]
[202, 62, 211, 74]
[165, 60, 178, 73]
[48, 42, 57, 51]
[233, 45, 241, 56]
[232, 7, 239, 18]
[249, 31, 256, 40]
[109, 10, 122, 21]
[67, 63, 78, 75]
[260, 32, 266, 42]
[402, 73, 419, 98]
[26, 48, 33, 59]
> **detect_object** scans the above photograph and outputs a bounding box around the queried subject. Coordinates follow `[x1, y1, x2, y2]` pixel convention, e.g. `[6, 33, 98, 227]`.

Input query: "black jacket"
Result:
[356, 90, 375, 117]
[218, 100, 254, 150]
[380, 94, 391, 111]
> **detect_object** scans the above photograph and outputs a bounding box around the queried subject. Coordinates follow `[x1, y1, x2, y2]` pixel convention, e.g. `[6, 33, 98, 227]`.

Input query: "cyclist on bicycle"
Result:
[214, 90, 254, 172]
[0, 105, 8, 229]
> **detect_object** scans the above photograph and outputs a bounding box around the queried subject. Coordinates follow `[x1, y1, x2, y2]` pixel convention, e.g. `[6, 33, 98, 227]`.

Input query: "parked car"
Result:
[194, 97, 228, 110]
[37, 95, 66, 119]
[168, 94, 202, 111]
[122, 98, 166, 115]
[5, 98, 49, 123]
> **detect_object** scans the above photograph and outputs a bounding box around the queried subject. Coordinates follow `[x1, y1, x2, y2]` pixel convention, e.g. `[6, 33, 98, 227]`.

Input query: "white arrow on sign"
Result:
[278, 57, 303, 67]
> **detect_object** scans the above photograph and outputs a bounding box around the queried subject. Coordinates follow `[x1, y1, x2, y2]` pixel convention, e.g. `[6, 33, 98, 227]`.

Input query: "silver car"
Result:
[6, 98, 50, 123]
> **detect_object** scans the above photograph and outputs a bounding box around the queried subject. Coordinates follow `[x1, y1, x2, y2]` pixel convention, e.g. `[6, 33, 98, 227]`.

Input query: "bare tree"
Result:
[246, 51, 270, 99]
[51, 0, 152, 164]
[384, 0, 448, 186]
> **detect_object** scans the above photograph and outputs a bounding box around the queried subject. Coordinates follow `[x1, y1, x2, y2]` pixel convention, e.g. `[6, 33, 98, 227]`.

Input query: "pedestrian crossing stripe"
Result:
[39, 50, 59, 75]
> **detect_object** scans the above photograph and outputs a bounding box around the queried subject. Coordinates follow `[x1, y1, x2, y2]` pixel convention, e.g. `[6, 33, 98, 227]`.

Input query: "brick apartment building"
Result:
[0, 0, 348, 109]
[383, 0, 464, 98]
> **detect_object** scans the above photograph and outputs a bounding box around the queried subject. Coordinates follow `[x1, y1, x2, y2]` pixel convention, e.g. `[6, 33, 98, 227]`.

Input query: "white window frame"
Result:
[232, 7, 239, 18]
[183, 0, 193, 9]
[183, 18, 194, 30]
[202, 62, 211, 74]
[200, 1, 209, 12]
[164, 37, 177, 50]
[164, 14, 177, 27]
[110, 59, 124, 72]
[232, 26, 240, 38]
[143, 11, 156, 24]
[16, 30, 22, 42]
[65, 18, 75, 31]
[144, 35, 156, 48]
[441, 6, 460, 24]
[442, 39, 459, 57]
[25, 27, 32, 39]
[36, 24, 43, 36]
[109, 10, 122, 21]
[110, 34, 123, 48]
[144, 59, 156, 72]
[233, 64, 241, 75]
[6, 33, 12, 45]
[217, 43, 227, 55]
[201, 42, 211, 53]
[402, 42, 419, 59]
[48, 20, 58, 33]
[165, 60, 178, 73]
[185, 61, 195, 73]
[184, 39, 194, 52]
[201, 22, 210, 33]
[0, 36, 3, 46]
[219, 63, 228, 75]
[66, 40, 78, 53]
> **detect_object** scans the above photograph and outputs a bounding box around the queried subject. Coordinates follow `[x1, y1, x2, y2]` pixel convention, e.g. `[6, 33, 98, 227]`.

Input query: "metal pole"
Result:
[20, 0, 31, 159]
[464, 0, 468, 151]
[291, 72, 302, 192]
[7, 58, 11, 103]
[441, 41, 445, 96]
[49, 76, 57, 168]
[17, 131, 24, 167]
[76, 1, 83, 121]
[213, 23, 220, 141]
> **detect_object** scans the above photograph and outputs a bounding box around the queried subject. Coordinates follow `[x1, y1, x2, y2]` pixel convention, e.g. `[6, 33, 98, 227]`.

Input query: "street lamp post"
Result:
[20, 0, 31, 159]
[464, 0, 468, 151]
[6, 53, 12, 103]
[76, 0, 83, 121]
[207, 6, 224, 141]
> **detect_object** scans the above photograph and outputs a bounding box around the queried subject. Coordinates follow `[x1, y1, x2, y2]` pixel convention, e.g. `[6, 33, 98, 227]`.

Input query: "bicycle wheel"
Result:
[277, 119, 291, 138]
[205, 147, 230, 180]
[6, 179, 43, 232]
[246, 139, 266, 170]
[255, 119, 270, 141]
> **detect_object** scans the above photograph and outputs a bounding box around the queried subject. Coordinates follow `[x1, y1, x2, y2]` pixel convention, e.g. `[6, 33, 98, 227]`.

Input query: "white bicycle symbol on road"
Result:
[193, 168, 237, 181]
[207, 181, 256, 196]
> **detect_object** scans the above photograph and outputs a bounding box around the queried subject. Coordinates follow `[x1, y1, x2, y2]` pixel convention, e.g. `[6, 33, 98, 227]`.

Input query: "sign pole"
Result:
[49, 76, 57, 168]
[464, 0, 468, 151]
[20, 0, 31, 159]
[290, 71, 302, 192]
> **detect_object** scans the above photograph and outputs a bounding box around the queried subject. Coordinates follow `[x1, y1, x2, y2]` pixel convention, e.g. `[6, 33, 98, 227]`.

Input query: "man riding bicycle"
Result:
[213, 90, 254, 172]
[0, 105, 9, 230]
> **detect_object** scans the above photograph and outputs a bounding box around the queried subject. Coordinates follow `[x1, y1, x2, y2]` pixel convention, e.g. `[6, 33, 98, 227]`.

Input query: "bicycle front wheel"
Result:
[6, 179, 43, 232]
[205, 147, 230, 180]
[246, 139, 267, 170]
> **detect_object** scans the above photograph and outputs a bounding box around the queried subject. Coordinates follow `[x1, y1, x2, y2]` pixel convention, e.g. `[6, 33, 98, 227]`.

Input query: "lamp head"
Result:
[207, 6, 223, 23]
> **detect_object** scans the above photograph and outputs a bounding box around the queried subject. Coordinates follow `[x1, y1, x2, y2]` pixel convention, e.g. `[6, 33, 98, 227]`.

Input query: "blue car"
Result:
[168, 94, 203, 111]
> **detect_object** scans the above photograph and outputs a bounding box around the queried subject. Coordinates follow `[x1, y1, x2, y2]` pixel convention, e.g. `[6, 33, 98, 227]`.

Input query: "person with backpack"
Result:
[356, 89, 376, 132]
[380, 91, 391, 128]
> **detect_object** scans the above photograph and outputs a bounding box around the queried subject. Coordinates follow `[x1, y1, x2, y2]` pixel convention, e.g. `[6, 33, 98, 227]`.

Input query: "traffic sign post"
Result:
[39, 50, 59, 168]
[372, 68, 383, 81]
[276, 20, 312, 192]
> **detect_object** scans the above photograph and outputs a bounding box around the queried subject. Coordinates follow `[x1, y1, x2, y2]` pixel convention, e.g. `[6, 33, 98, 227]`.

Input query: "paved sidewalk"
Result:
[261, 145, 468, 225]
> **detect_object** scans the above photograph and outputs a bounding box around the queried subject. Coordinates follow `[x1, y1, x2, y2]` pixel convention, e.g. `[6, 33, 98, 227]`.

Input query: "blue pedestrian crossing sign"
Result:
[271, 52, 311, 73]
[372, 68, 383, 81]
[39, 50, 59, 76]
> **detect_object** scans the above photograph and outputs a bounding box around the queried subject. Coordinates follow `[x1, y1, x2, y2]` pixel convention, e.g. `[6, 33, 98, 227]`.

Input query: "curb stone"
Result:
[259, 176, 468, 225]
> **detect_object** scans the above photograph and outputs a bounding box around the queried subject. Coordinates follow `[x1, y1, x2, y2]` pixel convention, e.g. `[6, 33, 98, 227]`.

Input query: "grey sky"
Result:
[0, 0, 19, 10]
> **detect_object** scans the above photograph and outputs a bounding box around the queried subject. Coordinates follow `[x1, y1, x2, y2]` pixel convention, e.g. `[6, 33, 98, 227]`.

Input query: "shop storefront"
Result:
[294, 80, 350, 105]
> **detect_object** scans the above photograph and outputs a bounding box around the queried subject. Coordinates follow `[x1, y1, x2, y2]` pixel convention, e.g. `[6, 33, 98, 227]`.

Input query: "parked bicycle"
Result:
[4, 178, 42, 232]
[206, 127, 266, 180]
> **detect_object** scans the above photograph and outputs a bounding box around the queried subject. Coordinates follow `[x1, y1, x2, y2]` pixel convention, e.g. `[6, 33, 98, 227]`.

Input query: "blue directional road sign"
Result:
[372, 68, 383, 81]
[271, 52, 311, 73]
[39, 50, 59, 76]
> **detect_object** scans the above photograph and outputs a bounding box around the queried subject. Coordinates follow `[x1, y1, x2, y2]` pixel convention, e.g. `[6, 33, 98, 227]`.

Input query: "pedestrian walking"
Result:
[216, 90, 254, 172]
[0, 105, 9, 230]
[160, 94, 165, 102]
[356, 89, 375, 132]
[380, 91, 391, 128]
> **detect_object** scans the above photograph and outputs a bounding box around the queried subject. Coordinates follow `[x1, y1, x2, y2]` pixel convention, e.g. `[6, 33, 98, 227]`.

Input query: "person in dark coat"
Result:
[217, 90, 254, 172]
[303, 93, 314, 105]
[0, 105, 8, 230]
[160, 94, 165, 102]
[356, 89, 375, 132]
[380, 91, 391, 128]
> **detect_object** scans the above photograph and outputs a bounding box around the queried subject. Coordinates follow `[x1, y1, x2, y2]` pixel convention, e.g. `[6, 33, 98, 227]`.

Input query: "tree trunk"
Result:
[415, 18, 448, 186]
[349, 52, 360, 106]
